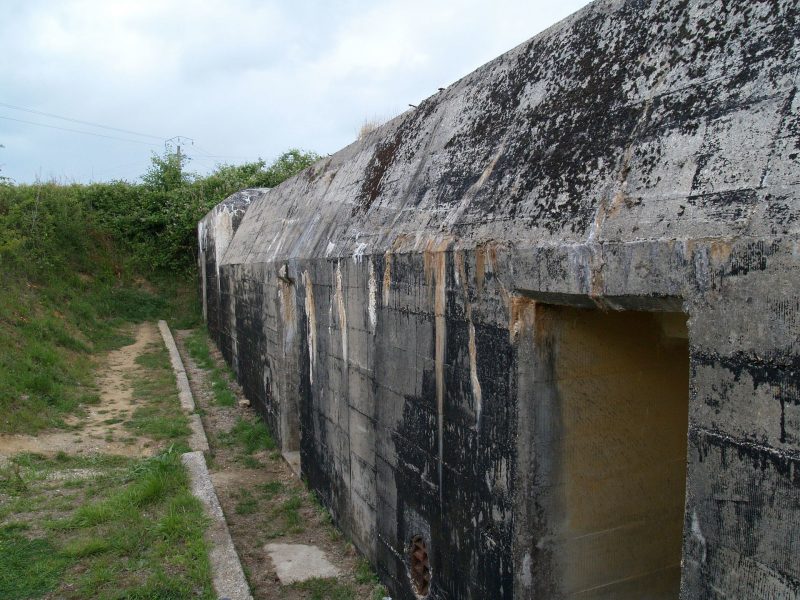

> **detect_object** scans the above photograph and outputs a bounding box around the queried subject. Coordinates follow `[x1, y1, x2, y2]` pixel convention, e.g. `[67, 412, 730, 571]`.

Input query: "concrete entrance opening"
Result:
[540, 305, 689, 599]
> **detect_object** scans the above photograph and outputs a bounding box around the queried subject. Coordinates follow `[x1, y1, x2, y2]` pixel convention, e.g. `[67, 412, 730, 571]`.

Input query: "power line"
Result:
[0, 107, 254, 167]
[0, 115, 163, 146]
[193, 143, 259, 161]
[0, 101, 165, 140]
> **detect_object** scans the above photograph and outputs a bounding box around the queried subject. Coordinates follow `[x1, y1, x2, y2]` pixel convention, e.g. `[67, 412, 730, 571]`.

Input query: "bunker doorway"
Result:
[539, 305, 689, 599]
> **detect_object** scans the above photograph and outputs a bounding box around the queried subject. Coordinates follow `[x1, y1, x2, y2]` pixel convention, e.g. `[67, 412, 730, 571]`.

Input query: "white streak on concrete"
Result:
[353, 241, 368, 262]
[433, 252, 446, 506]
[468, 321, 483, 426]
[368, 259, 377, 333]
[335, 261, 348, 362]
[303, 271, 317, 385]
[691, 511, 707, 563]
[382, 252, 392, 307]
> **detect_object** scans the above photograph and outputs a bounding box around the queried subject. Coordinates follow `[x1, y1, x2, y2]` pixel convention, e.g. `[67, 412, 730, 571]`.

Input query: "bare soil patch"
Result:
[0, 322, 161, 460]
[0, 321, 211, 599]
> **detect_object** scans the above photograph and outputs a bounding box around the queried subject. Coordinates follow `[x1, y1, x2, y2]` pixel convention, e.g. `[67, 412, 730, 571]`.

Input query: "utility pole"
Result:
[165, 136, 193, 178]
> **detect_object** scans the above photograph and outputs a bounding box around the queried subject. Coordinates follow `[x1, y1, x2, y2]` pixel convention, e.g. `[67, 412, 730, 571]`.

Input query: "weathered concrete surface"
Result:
[159, 320, 210, 452]
[189, 413, 210, 453]
[158, 320, 195, 413]
[264, 543, 341, 584]
[199, 0, 800, 598]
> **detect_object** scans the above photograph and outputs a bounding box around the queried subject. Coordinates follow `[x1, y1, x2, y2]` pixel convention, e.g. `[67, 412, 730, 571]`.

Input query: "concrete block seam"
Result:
[182, 450, 253, 600]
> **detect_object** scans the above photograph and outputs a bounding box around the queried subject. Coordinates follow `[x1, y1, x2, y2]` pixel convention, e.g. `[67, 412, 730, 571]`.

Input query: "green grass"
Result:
[184, 329, 213, 370]
[234, 490, 259, 515]
[355, 557, 380, 585]
[211, 379, 237, 407]
[220, 417, 276, 456]
[0, 274, 200, 435]
[259, 481, 284, 499]
[0, 449, 213, 599]
[185, 329, 239, 406]
[272, 494, 304, 534]
[0, 524, 68, 599]
[124, 344, 190, 443]
[0, 149, 314, 433]
[292, 577, 358, 600]
[241, 455, 262, 469]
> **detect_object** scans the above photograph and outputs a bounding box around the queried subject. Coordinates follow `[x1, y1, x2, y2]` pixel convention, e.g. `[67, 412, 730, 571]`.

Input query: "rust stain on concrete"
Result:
[509, 295, 537, 343]
[382, 251, 392, 307]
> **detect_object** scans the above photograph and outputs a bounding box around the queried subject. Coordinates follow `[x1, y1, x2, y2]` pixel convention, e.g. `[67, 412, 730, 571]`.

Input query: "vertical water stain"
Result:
[383, 251, 393, 307]
[455, 251, 483, 427]
[368, 259, 378, 333]
[335, 260, 348, 363]
[303, 271, 317, 384]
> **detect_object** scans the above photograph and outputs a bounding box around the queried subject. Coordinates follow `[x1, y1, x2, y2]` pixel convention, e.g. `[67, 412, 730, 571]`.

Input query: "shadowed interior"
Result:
[539, 306, 689, 599]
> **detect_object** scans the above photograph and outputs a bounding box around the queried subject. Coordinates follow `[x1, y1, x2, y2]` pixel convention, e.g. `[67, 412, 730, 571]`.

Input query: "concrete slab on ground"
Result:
[265, 543, 341, 584]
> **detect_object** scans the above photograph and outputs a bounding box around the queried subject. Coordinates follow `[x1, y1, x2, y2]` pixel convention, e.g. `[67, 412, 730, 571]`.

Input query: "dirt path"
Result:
[175, 330, 384, 600]
[0, 322, 159, 459]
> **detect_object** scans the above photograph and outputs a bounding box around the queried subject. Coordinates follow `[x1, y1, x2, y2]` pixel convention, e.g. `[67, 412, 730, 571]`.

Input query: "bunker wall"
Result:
[199, 0, 800, 597]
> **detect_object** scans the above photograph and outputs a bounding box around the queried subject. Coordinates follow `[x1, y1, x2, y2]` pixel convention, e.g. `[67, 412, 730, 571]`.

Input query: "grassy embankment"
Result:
[0, 150, 318, 598]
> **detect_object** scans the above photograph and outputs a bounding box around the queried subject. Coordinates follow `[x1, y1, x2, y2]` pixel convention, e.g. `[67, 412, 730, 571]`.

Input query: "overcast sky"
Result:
[1, 0, 591, 184]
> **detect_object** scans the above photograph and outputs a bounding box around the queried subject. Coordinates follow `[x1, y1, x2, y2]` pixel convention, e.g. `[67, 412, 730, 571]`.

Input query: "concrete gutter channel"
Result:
[158, 320, 252, 600]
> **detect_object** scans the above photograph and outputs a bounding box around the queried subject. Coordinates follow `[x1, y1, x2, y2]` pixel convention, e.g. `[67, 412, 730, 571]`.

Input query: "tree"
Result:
[141, 149, 193, 192]
[251, 149, 321, 188]
[0, 144, 8, 184]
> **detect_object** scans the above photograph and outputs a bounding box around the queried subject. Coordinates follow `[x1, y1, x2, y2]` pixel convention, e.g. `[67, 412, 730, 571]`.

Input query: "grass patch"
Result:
[220, 418, 276, 456]
[211, 377, 237, 407]
[234, 490, 259, 516]
[0, 525, 68, 599]
[0, 449, 214, 599]
[276, 494, 304, 533]
[0, 275, 199, 435]
[124, 344, 190, 443]
[355, 557, 379, 585]
[292, 577, 357, 600]
[185, 329, 239, 406]
[241, 455, 262, 469]
[259, 481, 284, 499]
[184, 329, 213, 370]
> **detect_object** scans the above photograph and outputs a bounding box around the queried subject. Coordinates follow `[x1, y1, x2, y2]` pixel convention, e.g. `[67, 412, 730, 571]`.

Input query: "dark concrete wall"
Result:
[199, 0, 800, 597]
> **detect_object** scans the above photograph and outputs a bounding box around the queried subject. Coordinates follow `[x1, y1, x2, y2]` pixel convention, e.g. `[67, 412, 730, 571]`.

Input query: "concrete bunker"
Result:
[535, 303, 689, 598]
[199, 0, 800, 596]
